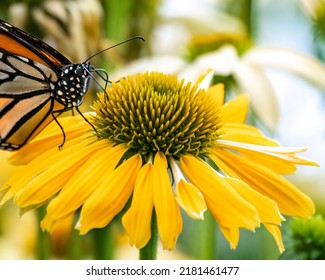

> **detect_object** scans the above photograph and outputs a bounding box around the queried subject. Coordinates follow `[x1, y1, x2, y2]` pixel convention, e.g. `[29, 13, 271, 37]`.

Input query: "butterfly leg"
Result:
[51, 108, 99, 150]
[51, 112, 66, 150]
[75, 107, 99, 138]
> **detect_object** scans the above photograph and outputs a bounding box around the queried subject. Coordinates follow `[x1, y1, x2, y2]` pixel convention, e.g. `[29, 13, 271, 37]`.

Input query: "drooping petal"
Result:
[217, 139, 318, 161]
[153, 152, 182, 250]
[0, 166, 24, 204]
[2, 138, 107, 208]
[224, 177, 285, 225]
[211, 148, 315, 218]
[219, 226, 240, 250]
[78, 154, 142, 234]
[122, 163, 154, 249]
[176, 179, 207, 220]
[169, 157, 207, 219]
[42, 144, 127, 232]
[49, 213, 74, 254]
[264, 224, 285, 253]
[216, 140, 319, 174]
[180, 155, 260, 230]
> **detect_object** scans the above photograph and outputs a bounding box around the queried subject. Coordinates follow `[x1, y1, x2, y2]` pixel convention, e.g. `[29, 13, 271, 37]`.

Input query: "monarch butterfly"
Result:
[0, 19, 144, 151]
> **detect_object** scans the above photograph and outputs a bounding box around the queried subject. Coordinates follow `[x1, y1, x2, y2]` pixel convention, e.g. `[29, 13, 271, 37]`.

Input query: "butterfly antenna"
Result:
[92, 68, 110, 89]
[91, 68, 110, 99]
[84, 36, 145, 63]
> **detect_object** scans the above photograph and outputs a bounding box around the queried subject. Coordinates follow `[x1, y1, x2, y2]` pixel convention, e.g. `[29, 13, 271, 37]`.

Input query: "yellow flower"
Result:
[1, 72, 318, 252]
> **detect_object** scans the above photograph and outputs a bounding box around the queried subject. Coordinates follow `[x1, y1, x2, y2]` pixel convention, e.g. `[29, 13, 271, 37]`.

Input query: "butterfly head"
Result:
[55, 63, 91, 108]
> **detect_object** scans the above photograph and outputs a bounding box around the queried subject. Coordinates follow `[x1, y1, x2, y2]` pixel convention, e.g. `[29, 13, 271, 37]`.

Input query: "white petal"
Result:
[233, 61, 280, 131]
[196, 45, 239, 76]
[299, 0, 318, 18]
[243, 47, 325, 89]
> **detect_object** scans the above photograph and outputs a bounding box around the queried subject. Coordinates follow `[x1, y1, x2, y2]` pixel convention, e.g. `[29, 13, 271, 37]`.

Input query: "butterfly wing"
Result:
[0, 19, 70, 150]
[0, 19, 71, 70]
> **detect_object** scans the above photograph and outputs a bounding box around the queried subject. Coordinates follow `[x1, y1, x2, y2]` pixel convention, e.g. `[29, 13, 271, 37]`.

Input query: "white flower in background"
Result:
[9, 0, 104, 62]
[112, 44, 325, 132]
[188, 45, 325, 131]
[299, 0, 324, 18]
[152, 2, 245, 56]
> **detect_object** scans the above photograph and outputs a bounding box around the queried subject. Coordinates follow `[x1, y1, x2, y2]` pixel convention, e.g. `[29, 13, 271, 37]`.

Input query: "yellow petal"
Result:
[230, 149, 298, 174]
[175, 179, 207, 220]
[212, 149, 315, 218]
[225, 178, 285, 225]
[219, 94, 249, 124]
[122, 163, 154, 249]
[219, 123, 266, 138]
[0, 166, 24, 205]
[194, 68, 214, 90]
[206, 83, 225, 107]
[153, 152, 182, 250]
[218, 125, 279, 146]
[49, 214, 74, 255]
[14, 164, 80, 209]
[78, 154, 142, 234]
[180, 155, 260, 230]
[264, 224, 285, 253]
[42, 144, 127, 232]
[8, 115, 92, 165]
[217, 140, 319, 168]
[3, 139, 106, 208]
[219, 226, 239, 250]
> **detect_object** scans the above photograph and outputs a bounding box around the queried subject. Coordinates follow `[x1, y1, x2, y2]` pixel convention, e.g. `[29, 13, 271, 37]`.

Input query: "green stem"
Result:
[36, 207, 51, 259]
[67, 229, 83, 260]
[242, 0, 253, 37]
[92, 224, 115, 259]
[103, 0, 133, 42]
[202, 212, 218, 259]
[139, 211, 158, 260]
[224, 0, 253, 37]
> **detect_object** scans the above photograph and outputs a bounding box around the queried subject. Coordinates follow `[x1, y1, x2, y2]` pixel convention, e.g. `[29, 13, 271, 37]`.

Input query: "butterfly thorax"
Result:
[54, 63, 91, 108]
